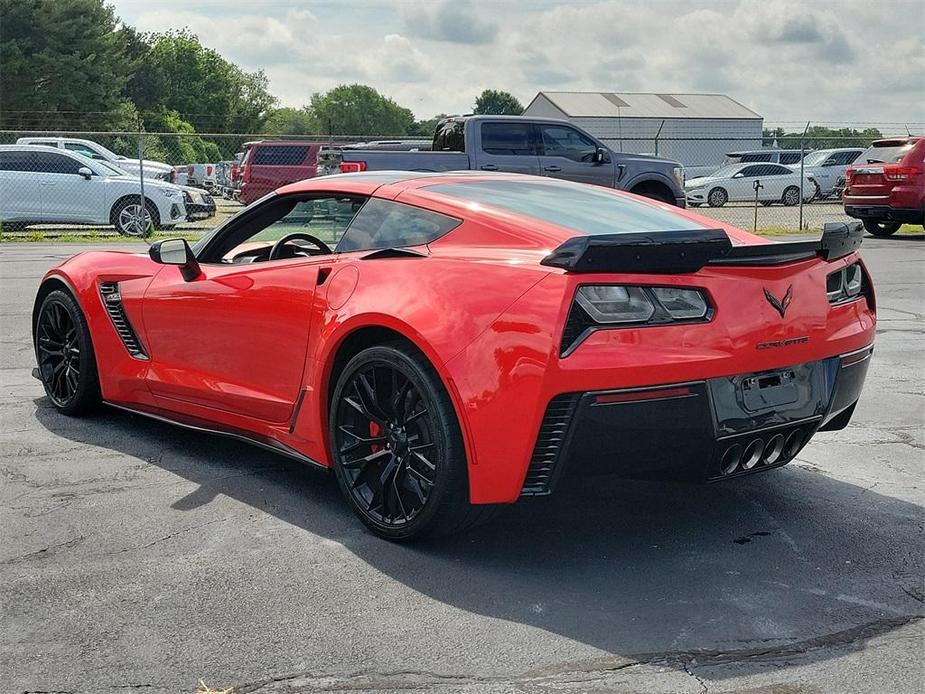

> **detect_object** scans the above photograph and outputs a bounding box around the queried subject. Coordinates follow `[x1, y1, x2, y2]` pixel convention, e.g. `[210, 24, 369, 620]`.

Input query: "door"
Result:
[758, 164, 800, 199]
[141, 194, 362, 424]
[537, 123, 614, 186]
[475, 121, 541, 174]
[0, 151, 46, 221]
[32, 151, 104, 223]
[727, 165, 763, 201]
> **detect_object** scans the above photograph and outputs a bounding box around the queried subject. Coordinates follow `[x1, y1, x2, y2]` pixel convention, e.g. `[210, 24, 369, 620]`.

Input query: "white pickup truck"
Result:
[16, 137, 174, 182]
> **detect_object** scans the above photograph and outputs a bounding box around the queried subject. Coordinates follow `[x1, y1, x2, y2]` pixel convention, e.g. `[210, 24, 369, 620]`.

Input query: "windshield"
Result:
[801, 151, 831, 167]
[425, 179, 705, 235]
[859, 143, 913, 164]
[696, 164, 744, 180]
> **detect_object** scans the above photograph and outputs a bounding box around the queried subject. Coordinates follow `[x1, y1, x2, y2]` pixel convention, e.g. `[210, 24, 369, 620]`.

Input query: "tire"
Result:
[863, 220, 901, 237]
[34, 290, 101, 416]
[707, 188, 727, 207]
[782, 186, 801, 206]
[329, 342, 497, 541]
[111, 198, 158, 237]
[631, 187, 674, 205]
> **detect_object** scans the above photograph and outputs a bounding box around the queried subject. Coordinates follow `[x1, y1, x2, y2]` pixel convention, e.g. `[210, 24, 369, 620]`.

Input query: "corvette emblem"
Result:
[764, 285, 793, 318]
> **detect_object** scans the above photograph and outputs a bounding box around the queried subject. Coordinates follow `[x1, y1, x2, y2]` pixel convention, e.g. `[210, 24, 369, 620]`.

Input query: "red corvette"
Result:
[33, 172, 875, 540]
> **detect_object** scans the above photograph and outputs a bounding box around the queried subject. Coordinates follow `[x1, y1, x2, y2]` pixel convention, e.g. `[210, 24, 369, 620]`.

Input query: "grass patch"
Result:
[1, 231, 201, 244]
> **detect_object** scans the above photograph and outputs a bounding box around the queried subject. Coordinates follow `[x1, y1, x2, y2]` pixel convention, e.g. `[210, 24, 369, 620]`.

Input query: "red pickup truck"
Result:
[238, 140, 329, 205]
[843, 137, 924, 236]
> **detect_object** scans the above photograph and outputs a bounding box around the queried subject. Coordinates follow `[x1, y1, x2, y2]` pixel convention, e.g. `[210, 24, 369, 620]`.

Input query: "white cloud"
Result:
[115, 0, 925, 126]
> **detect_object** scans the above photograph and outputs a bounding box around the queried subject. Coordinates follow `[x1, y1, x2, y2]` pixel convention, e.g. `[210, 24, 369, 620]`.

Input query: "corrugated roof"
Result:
[529, 92, 762, 119]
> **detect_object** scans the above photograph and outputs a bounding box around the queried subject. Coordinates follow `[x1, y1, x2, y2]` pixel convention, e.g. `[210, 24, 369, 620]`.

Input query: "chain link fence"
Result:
[0, 125, 920, 240]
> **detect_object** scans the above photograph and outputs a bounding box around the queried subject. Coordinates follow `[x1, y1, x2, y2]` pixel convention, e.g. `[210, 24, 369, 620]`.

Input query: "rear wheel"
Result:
[782, 186, 801, 206]
[329, 343, 496, 541]
[34, 290, 101, 415]
[707, 187, 727, 207]
[863, 220, 900, 237]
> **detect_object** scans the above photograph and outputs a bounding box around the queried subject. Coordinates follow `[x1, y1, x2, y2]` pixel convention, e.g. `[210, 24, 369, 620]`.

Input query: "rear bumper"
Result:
[844, 204, 923, 224]
[520, 346, 872, 495]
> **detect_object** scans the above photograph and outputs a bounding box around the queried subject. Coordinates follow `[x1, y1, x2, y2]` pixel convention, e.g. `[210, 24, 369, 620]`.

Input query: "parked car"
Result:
[797, 148, 864, 198]
[181, 187, 216, 222]
[0, 145, 186, 236]
[685, 163, 816, 207]
[843, 137, 924, 236]
[15, 136, 173, 181]
[31, 171, 874, 540]
[187, 163, 217, 190]
[238, 140, 331, 205]
[172, 166, 189, 186]
[722, 149, 807, 166]
[333, 116, 686, 206]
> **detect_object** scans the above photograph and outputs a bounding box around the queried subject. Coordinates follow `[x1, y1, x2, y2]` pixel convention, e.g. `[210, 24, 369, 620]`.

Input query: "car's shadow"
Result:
[34, 401, 924, 679]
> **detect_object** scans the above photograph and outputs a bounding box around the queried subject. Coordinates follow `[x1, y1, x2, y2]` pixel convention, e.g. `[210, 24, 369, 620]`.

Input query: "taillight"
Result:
[206, 165, 213, 176]
[187, 165, 194, 175]
[883, 165, 920, 182]
[340, 161, 367, 173]
[242, 163, 251, 183]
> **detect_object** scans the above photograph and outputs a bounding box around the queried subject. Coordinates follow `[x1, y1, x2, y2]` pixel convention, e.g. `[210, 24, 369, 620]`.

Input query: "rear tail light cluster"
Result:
[562, 285, 712, 355]
[826, 262, 865, 305]
[340, 161, 367, 174]
[883, 165, 920, 182]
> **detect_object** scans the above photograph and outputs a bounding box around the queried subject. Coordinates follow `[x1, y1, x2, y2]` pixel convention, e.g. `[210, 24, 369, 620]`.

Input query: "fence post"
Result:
[798, 120, 809, 231]
[654, 119, 665, 157]
[137, 120, 146, 237]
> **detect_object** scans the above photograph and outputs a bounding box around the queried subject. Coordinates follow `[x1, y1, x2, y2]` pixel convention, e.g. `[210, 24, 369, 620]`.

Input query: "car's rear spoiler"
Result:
[539, 222, 863, 274]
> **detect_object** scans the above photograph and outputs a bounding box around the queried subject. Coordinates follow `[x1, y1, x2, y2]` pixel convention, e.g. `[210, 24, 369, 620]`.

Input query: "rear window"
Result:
[858, 142, 914, 164]
[251, 144, 312, 166]
[481, 123, 535, 156]
[424, 180, 704, 236]
[433, 120, 465, 152]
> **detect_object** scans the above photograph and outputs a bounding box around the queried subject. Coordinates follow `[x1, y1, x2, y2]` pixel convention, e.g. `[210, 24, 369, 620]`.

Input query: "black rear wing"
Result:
[539, 222, 863, 274]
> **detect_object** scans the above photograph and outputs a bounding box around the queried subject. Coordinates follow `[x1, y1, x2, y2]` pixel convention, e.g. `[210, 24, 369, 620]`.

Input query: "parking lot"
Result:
[1, 235, 923, 693]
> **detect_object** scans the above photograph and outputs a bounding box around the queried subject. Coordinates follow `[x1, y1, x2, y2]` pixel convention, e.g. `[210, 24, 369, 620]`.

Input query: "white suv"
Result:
[15, 136, 173, 182]
[0, 145, 186, 236]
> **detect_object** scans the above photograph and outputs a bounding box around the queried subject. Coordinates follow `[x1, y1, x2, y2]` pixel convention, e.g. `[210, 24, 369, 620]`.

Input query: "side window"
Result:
[480, 123, 535, 156]
[779, 153, 802, 165]
[64, 142, 100, 158]
[540, 125, 598, 162]
[738, 165, 762, 177]
[763, 165, 791, 176]
[740, 153, 771, 163]
[251, 145, 310, 166]
[836, 151, 860, 165]
[247, 197, 362, 246]
[29, 152, 83, 174]
[337, 198, 461, 252]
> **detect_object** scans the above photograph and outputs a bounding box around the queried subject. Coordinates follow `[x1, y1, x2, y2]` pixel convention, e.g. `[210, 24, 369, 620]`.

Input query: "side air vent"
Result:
[560, 302, 595, 357]
[99, 282, 148, 359]
[521, 394, 579, 496]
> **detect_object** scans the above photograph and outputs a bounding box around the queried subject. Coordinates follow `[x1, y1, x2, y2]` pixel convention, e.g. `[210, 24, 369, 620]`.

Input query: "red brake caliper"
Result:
[369, 421, 382, 453]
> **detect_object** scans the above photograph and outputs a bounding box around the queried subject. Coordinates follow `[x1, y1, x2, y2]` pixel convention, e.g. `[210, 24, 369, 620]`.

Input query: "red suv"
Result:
[843, 137, 924, 236]
[238, 141, 327, 205]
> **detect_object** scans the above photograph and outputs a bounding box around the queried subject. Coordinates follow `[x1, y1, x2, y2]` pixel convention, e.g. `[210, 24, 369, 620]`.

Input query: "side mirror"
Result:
[149, 238, 201, 281]
[78, 166, 93, 180]
[592, 147, 606, 164]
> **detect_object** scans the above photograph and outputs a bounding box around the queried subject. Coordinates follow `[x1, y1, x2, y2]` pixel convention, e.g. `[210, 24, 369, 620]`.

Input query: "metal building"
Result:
[523, 91, 764, 171]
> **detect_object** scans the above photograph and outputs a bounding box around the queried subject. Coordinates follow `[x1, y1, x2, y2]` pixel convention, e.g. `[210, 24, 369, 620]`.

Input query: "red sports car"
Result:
[32, 172, 875, 540]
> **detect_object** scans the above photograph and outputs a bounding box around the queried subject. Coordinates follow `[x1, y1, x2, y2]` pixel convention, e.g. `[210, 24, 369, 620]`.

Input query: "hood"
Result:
[115, 156, 173, 171]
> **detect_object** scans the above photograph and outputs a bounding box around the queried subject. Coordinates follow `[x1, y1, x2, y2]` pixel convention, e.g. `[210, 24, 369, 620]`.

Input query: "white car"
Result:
[0, 145, 186, 236]
[15, 136, 174, 182]
[685, 163, 816, 207]
[797, 148, 864, 198]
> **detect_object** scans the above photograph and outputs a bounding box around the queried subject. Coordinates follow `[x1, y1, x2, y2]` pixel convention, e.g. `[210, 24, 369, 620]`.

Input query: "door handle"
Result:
[544, 165, 562, 172]
[479, 164, 498, 171]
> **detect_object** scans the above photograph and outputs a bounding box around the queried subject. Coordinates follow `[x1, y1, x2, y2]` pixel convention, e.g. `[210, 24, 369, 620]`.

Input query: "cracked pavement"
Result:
[2, 237, 923, 693]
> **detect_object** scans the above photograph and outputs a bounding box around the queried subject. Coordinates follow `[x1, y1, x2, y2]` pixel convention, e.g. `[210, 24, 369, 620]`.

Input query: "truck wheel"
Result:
[707, 188, 727, 207]
[863, 220, 900, 237]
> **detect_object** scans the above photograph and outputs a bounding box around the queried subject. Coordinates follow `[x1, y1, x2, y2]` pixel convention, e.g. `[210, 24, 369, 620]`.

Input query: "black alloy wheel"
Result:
[35, 290, 100, 415]
[329, 343, 496, 540]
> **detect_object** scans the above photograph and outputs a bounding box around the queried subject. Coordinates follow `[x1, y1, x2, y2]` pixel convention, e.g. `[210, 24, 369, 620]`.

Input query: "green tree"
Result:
[0, 0, 135, 129]
[762, 126, 883, 149]
[126, 29, 276, 134]
[472, 90, 523, 116]
[264, 107, 318, 136]
[309, 84, 415, 136]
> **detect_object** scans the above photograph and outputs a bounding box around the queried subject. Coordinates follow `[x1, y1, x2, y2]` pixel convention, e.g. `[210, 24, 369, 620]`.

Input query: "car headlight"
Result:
[826, 262, 865, 304]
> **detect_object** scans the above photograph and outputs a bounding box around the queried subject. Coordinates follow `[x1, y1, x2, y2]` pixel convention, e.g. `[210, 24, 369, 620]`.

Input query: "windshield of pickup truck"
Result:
[425, 179, 704, 235]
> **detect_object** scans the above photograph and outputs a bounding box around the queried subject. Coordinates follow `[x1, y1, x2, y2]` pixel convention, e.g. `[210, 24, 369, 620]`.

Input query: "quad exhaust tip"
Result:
[719, 427, 807, 476]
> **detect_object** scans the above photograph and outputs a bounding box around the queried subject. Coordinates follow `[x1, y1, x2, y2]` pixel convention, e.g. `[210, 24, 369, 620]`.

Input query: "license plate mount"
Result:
[741, 369, 798, 411]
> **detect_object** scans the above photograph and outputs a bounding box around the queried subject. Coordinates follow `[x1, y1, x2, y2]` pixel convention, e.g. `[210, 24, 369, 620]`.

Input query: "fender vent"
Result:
[521, 394, 579, 496]
[99, 282, 148, 359]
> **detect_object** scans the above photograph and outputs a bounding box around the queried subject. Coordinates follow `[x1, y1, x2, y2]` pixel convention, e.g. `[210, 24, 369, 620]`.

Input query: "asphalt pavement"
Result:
[1, 235, 923, 693]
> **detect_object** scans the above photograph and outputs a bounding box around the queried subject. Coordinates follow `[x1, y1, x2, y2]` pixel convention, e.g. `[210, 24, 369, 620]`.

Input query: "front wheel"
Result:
[111, 198, 157, 237]
[329, 343, 495, 541]
[782, 186, 801, 206]
[707, 187, 728, 207]
[863, 220, 901, 237]
[34, 290, 101, 415]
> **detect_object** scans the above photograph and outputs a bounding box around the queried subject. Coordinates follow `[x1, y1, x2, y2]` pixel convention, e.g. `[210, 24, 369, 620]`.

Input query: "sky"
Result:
[111, 0, 925, 128]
